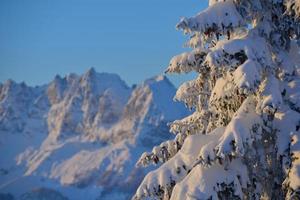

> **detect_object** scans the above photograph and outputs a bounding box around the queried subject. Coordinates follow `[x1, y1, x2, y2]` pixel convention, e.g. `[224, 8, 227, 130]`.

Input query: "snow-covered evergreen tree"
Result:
[133, 0, 300, 199]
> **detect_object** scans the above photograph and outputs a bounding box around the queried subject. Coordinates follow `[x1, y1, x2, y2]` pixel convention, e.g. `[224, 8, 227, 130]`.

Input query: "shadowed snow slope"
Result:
[0, 68, 188, 200]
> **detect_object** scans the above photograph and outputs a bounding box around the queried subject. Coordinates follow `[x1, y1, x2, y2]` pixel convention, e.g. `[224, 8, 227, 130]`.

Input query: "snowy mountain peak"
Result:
[47, 75, 67, 104]
[1, 79, 19, 94]
[143, 74, 172, 87]
[155, 74, 166, 81]
[86, 67, 96, 76]
[80, 70, 130, 95]
[54, 74, 63, 80]
[0, 70, 189, 200]
[66, 73, 79, 82]
[81, 67, 97, 83]
[107, 74, 188, 148]
[4, 79, 15, 86]
[46, 70, 132, 142]
[136, 75, 186, 122]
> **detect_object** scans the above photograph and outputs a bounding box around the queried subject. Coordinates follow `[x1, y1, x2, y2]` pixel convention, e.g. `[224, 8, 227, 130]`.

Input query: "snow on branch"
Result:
[283, 78, 300, 112]
[233, 59, 261, 91]
[274, 109, 300, 156]
[285, 0, 300, 18]
[137, 109, 213, 167]
[256, 75, 283, 113]
[185, 33, 203, 49]
[215, 97, 261, 158]
[134, 128, 224, 200]
[283, 133, 300, 197]
[136, 139, 181, 167]
[176, 0, 245, 38]
[135, 0, 300, 198]
[205, 34, 272, 73]
[174, 74, 210, 109]
[170, 159, 249, 200]
[170, 111, 212, 136]
[208, 77, 246, 131]
[165, 49, 207, 74]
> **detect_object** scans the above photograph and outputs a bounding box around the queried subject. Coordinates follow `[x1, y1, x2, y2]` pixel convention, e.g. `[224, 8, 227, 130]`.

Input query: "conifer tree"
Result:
[134, 0, 300, 199]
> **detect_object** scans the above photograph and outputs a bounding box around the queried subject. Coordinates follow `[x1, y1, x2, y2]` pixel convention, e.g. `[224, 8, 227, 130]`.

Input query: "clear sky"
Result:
[0, 0, 207, 87]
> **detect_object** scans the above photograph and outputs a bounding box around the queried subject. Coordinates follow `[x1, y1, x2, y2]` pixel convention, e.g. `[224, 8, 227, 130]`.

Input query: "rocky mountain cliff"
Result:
[0, 68, 188, 200]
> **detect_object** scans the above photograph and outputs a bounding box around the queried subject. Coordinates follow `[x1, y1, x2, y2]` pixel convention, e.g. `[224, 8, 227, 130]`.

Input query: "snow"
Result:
[274, 109, 300, 155]
[205, 33, 272, 71]
[49, 142, 130, 186]
[170, 159, 248, 200]
[176, 0, 244, 35]
[166, 49, 207, 74]
[142, 75, 187, 121]
[287, 134, 300, 190]
[216, 97, 259, 157]
[285, 0, 300, 18]
[2, 0, 300, 198]
[135, 128, 224, 199]
[209, 77, 233, 101]
[1, 175, 103, 200]
[135, 0, 300, 198]
[257, 75, 283, 111]
[284, 78, 300, 111]
[233, 59, 261, 90]
[45, 68, 132, 142]
[169, 110, 211, 137]
[174, 78, 201, 109]
[209, 0, 219, 6]
[0, 70, 188, 200]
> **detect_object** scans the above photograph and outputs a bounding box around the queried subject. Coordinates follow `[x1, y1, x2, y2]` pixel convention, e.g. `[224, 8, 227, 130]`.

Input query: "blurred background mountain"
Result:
[0, 69, 189, 200]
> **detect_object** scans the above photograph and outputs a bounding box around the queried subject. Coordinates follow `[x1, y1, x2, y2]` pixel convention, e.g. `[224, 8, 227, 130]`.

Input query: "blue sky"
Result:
[0, 0, 207, 87]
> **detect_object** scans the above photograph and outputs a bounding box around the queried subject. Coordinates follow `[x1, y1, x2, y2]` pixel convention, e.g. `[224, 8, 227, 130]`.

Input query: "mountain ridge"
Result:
[0, 69, 188, 200]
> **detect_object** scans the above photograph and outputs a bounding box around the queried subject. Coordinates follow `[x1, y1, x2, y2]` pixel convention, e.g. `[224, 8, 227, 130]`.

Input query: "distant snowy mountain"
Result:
[0, 68, 188, 200]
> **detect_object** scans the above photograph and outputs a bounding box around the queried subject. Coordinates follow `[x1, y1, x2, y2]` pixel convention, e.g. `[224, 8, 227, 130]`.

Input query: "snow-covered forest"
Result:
[134, 0, 300, 199]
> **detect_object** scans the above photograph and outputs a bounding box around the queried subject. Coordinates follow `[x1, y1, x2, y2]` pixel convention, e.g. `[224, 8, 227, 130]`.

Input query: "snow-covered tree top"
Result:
[135, 0, 300, 199]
